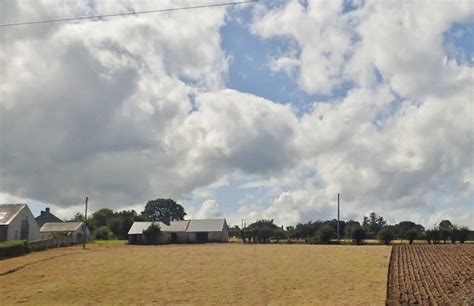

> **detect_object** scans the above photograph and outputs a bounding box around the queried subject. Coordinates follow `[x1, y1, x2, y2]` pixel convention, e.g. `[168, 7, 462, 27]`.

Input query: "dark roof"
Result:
[0, 204, 26, 225]
[40, 222, 84, 232]
[35, 207, 63, 227]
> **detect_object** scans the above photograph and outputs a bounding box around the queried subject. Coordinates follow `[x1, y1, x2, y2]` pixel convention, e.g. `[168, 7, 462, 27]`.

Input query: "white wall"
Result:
[71, 225, 91, 243]
[7, 206, 41, 241]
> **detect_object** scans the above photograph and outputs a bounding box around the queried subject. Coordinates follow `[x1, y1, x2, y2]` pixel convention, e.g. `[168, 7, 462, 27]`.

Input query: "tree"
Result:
[440, 228, 450, 244]
[394, 221, 424, 240]
[345, 220, 362, 239]
[94, 226, 114, 240]
[458, 226, 469, 244]
[449, 227, 459, 244]
[229, 225, 241, 239]
[431, 228, 441, 244]
[142, 199, 186, 224]
[143, 223, 161, 245]
[438, 220, 453, 244]
[90, 208, 114, 231]
[424, 230, 432, 244]
[108, 210, 140, 240]
[352, 228, 366, 245]
[363, 212, 387, 238]
[317, 225, 334, 244]
[274, 227, 288, 242]
[244, 220, 281, 243]
[439, 220, 453, 230]
[377, 227, 395, 245]
[407, 229, 418, 245]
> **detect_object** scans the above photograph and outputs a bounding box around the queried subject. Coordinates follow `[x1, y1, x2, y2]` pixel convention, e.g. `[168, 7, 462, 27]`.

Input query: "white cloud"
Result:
[195, 199, 223, 219]
[0, 0, 472, 228]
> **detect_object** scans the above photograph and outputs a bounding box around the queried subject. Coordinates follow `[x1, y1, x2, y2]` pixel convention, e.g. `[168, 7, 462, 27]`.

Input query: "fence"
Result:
[27, 236, 75, 251]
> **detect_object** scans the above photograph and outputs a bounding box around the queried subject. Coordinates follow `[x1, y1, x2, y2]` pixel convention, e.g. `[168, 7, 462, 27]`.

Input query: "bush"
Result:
[407, 229, 418, 245]
[377, 228, 395, 245]
[305, 236, 319, 244]
[431, 229, 441, 244]
[440, 229, 450, 244]
[93, 226, 114, 240]
[458, 226, 469, 244]
[424, 230, 432, 244]
[352, 228, 366, 245]
[0, 240, 28, 259]
[449, 227, 460, 244]
[143, 223, 161, 245]
[317, 225, 334, 244]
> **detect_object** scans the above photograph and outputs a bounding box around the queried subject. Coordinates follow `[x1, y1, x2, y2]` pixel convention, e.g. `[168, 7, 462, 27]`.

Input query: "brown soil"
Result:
[387, 244, 474, 305]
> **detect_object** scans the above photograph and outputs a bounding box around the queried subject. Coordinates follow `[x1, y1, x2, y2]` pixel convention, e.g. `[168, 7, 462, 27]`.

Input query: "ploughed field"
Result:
[387, 245, 474, 305]
[0, 244, 390, 305]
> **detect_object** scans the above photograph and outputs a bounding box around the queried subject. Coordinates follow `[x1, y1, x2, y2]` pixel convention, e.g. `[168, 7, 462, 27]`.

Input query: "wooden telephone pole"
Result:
[83, 196, 88, 250]
[337, 193, 340, 240]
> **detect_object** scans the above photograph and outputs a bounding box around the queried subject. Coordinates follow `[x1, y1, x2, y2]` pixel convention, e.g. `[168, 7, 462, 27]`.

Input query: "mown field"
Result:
[0, 243, 391, 305]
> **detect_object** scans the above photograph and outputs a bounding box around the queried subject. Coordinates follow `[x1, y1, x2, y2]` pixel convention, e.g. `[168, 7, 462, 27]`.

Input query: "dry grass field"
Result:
[0, 243, 391, 305]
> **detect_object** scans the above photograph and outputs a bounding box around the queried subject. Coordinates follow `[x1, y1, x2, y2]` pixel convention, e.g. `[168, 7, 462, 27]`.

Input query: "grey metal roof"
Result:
[166, 220, 190, 232]
[0, 204, 26, 225]
[187, 219, 226, 232]
[128, 222, 159, 235]
[40, 222, 84, 232]
[128, 219, 226, 235]
[128, 221, 190, 235]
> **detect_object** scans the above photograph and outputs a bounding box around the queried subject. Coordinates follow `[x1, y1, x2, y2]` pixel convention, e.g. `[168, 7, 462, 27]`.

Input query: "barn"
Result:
[128, 219, 229, 244]
[0, 204, 42, 242]
[40, 222, 91, 244]
[186, 219, 229, 243]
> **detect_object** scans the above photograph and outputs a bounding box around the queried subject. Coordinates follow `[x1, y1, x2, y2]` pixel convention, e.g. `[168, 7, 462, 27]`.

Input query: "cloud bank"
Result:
[1, 0, 472, 227]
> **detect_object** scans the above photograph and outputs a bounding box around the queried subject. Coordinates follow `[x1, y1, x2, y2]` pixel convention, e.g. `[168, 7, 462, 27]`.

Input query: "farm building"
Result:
[0, 204, 42, 242]
[40, 222, 91, 243]
[128, 219, 229, 244]
[35, 207, 63, 227]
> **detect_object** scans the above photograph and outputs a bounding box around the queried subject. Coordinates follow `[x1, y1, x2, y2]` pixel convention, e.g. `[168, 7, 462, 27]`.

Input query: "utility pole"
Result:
[83, 196, 88, 250]
[337, 193, 340, 240]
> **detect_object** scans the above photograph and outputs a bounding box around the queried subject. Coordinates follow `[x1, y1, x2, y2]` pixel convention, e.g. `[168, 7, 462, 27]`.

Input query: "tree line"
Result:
[229, 212, 471, 245]
[70, 197, 471, 245]
[70, 198, 186, 240]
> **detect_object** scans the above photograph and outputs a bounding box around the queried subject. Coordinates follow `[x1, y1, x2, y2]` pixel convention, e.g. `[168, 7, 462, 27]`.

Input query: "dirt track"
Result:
[387, 245, 474, 305]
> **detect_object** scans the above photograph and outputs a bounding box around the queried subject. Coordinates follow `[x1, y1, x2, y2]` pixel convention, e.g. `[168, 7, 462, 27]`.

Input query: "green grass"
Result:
[91, 239, 127, 246]
[0, 240, 26, 249]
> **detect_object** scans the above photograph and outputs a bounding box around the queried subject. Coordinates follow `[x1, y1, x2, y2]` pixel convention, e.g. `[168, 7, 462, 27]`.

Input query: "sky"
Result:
[0, 0, 473, 228]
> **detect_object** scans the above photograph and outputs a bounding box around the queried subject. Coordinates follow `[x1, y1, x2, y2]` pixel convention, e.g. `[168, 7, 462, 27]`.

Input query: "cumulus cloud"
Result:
[0, 0, 472, 227]
[195, 199, 223, 219]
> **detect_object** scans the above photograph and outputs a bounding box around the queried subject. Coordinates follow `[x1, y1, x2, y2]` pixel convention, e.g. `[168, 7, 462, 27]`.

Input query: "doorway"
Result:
[171, 233, 178, 243]
[196, 232, 208, 243]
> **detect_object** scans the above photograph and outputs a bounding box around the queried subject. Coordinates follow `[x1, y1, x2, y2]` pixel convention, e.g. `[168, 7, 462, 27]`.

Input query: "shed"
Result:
[186, 219, 229, 243]
[0, 204, 42, 242]
[127, 219, 229, 244]
[40, 222, 91, 243]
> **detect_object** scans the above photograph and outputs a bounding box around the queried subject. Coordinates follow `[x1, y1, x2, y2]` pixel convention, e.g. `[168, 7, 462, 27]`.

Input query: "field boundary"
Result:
[385, 245, 394, 305]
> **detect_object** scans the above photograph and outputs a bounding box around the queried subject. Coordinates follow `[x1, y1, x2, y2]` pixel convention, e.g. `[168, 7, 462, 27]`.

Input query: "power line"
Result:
[0, 1, 259, 28]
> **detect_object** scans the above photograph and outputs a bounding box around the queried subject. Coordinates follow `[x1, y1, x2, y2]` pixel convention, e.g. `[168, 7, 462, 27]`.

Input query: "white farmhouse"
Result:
[0, 204, 42, 242]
